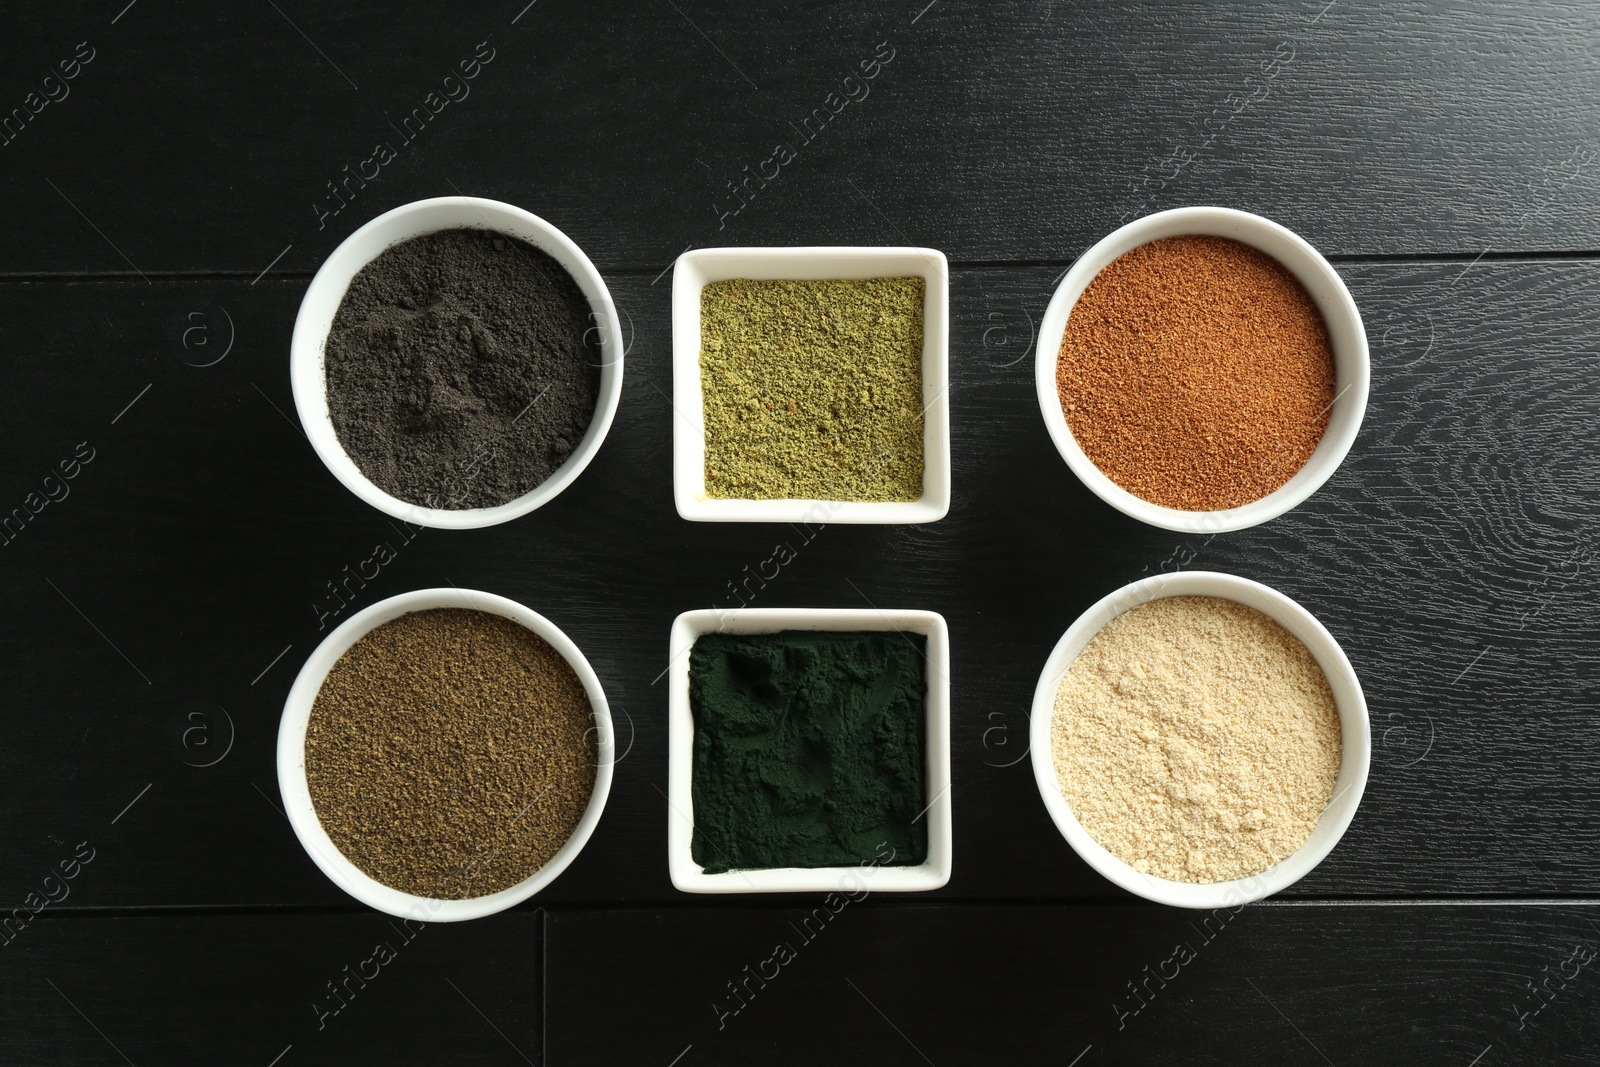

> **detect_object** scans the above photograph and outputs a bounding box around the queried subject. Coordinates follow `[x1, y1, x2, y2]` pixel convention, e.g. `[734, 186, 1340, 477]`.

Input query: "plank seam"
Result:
[3, 248, 1600, 284]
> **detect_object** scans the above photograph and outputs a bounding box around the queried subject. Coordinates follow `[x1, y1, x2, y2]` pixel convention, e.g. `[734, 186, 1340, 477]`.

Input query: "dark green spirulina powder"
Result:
[688, 630, 927, 873]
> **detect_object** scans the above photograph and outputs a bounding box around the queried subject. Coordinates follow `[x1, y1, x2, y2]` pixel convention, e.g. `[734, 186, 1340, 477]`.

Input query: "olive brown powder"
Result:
[306, 608, 597, 899]
[1051, 595, 1342, 884]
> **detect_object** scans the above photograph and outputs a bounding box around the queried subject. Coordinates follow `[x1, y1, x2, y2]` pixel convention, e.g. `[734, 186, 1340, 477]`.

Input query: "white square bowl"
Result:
[667, 608, 953, 893]
[671, 247, 951, 523]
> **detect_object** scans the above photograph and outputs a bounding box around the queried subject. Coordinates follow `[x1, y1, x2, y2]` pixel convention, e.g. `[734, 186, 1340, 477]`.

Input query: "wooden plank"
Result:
[0, 257, 1594, 910]
[0, 1, 1597, 276]
[1, 910, 541, 1066]
[3, 1, 1597, 1062]
[544, 902, 1600, 1066]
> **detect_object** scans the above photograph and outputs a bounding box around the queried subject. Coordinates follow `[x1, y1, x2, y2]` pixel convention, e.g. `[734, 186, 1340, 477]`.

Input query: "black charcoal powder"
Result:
[324, 227, 602, 510]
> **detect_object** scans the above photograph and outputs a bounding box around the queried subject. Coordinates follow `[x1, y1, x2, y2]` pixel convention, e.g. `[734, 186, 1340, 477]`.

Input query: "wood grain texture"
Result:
[546, 902, 1600, 1066]
[1, 0, 1598, 1061]
[0, 0, 1598, 278]
[0, 258, 1594, 909]
[0, 910, 541, 1066]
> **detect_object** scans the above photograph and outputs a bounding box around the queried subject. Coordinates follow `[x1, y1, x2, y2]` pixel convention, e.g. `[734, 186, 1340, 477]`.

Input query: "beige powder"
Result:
[1051, 595, 1341, 883]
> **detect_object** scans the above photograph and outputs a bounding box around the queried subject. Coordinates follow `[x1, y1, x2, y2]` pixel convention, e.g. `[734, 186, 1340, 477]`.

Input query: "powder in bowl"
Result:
[324, 228, 601, 510]
[305, 608, 597, 898]
[1050, 595, 1341, 884]
[699, 277, 925, 502]
[688, 630, 927, 872]
[1055, 235, 1336, 511]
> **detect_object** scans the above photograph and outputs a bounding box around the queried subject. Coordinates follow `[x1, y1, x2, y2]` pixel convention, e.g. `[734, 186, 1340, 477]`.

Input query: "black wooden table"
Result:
[3, 1, 1598, 1063]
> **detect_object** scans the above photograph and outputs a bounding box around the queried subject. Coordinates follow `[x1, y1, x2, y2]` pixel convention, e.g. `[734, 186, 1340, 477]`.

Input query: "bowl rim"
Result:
[666, 607, 953, 893]
[1029, 571, 1371, 908]
[1033, 206, 1371, 533]
[670, 245, 951, 524]
[276, 586, 615, 921]
[290, 195, 624, 530]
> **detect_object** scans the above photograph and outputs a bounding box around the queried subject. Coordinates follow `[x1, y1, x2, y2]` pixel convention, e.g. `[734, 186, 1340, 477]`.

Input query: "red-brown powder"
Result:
[1054, 235, 1336, 511]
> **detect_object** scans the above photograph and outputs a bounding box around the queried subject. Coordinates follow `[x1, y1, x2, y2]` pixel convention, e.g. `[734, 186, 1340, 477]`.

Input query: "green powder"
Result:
[698, 277, 926, 501]
[688, 630, 928, 873]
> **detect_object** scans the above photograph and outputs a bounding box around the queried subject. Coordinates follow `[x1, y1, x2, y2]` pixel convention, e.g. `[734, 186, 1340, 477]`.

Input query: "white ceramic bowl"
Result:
[1035, 207, 1370, 533]
[671, 247, 951, 523]
[291, 196, 623, 529]
[1030, 571, 1370, 908]
[277, 587, 614, 921]
[667, 608, 953, 893]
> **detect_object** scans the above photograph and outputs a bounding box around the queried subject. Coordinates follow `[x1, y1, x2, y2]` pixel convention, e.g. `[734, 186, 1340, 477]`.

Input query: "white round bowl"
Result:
[1035, 207, 1369, 533]
[1030, 571, 1370, 908]
[277, 587, 614, 921]
[291, 196, 623, 529]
